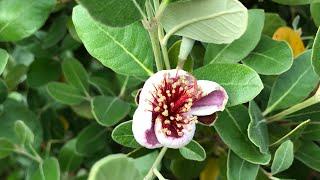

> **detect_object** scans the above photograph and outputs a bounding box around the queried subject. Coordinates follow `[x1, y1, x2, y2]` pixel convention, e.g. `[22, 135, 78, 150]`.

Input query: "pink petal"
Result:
[132, 107, 162, 149]
[191, 80, 228, 116]
[154, 117, 196, 149]
[138, 69, 188, 109]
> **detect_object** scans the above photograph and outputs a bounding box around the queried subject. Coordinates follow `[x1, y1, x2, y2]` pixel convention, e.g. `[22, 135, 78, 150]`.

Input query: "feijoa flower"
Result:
[132, 69, 228, 149]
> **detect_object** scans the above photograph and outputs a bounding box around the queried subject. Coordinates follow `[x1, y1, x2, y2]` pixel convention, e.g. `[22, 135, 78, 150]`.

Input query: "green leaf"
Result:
[14, 120, 34, 145]
[62, 57, 89, 94]
[312, 27, 320, 76]
[295, 141, 320, 172]
[272, 0, 311, 5]
[89, 76, 116, 96]
[227, 150, 259, 180]
[134, 151, 160, 177]
[71, 101, 94, 120]
[0, 48, 9, 75]
[265, 51, 319, 114]
[242, 35, 293, 75]
[76, 123, 107, 156]
[269, 119, 310, 147]
[78, 0, 145, 27]
[271, 140, 294, 175]
[179, 140, 206, 161]
[204, 9, 264, 64]
[0, 99, 43, 147]
[5, 64, 27, 90]
[311, 1, 320, 27]
[0, 79, 8, 103]
[27, 59, 61, 88]
[91, 96, 130, 127]
[72, 5, 153, 77]
[170, 159, 206, 180]
[168, 40, 194, 72]
[42, 15, 68, 49]
[0, 138, 14, 159]
[0, 0, 55, 41]
[58, 139, 83, 172]
[214, 105, 271, 165]
[248, 101, 269, 154]
[301, 124, 320, 140]
[194, 64, 263, 106]
[263, 13, 286, 37]
[31, 157, 60, 180]
[88, 154, 143, 180]
[47, 82, 85, 105]
[111, 120, 140, 148]
[160, 0, 248, 44]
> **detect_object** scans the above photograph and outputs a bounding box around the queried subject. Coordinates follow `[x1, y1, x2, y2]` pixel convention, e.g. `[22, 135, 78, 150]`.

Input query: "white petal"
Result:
[138, 69, 189, 109]
[191, 80, 228, 116]
[154, 118, 195, 149]
[132, 107, 162, 149]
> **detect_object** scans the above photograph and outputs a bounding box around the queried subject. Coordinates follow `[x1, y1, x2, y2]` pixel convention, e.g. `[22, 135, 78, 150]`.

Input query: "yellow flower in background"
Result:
[200, 158, 220, 180]
[273, 27, 305, 57]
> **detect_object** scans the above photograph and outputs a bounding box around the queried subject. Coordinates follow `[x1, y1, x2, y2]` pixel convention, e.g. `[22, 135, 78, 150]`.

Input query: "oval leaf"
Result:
[295, 141, 320, 172]
[160, 0, 248, 44]
[76, 123, 107, 156]
[204, 9, 265, 64]
[194, 63, 263, 106]
[262, 13, 286, 37]
[27, 59, 61, 88]
[88, 154, 143, 180]
[58, 139, 83, 172]
[179, 140, 206, 161]
[14, 120, 34, 145]
[31, 157, 60, 180]
[248, 101, 270, 154]
[214, 105, 271, 165]
[0, 0, 55, 41]
[111, 121, 140, 148]
[242, 35, 293, 75]
[265, 50, 319, 114]
[311, 1, 320, 27]
[62, 57, 89, 93]
[72, 5, 154, 77]
[312, 27, 320, 76]
[271, 140, 294, 175]
[47, 82, 85, 105]
[91, 96, 131, 127]
[227, 150, 259, 180]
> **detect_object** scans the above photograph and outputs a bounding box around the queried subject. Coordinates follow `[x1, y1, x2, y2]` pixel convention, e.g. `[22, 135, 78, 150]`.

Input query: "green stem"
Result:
[28, 143, 42, 161]
[158, 27, 171, 70]
[144, 147, 168, 180]
[155, 0, 169, 19]
[14, 148, 42, 163]
[267, 96, 320, 122]
[153, 168, 167, 180]
[132, 0, 148, 21]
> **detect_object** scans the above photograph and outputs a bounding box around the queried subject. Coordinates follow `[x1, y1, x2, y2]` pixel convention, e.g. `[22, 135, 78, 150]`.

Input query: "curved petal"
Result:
[138, 69, 189, 109]
[191, 80, 228, 116]
[132, 107, 162, 149]
[154, 118, 196, 149]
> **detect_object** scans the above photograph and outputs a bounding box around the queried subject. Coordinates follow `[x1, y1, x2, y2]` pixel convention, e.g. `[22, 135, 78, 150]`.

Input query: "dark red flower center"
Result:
[150, 73, 202, 138]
